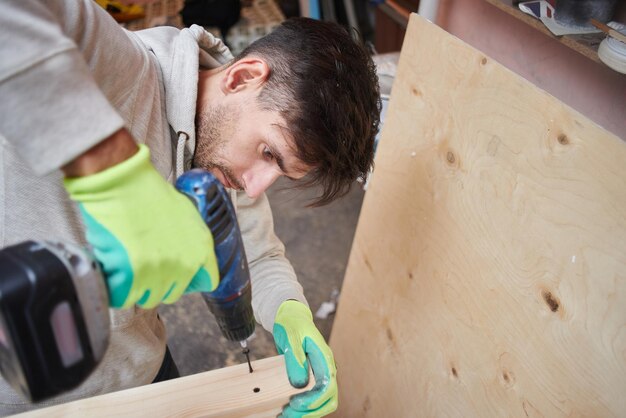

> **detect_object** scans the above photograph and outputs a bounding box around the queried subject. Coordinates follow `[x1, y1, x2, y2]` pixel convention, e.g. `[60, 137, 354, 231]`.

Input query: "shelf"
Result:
[485, 0, 606, 64]
[378, 0, 416, 28]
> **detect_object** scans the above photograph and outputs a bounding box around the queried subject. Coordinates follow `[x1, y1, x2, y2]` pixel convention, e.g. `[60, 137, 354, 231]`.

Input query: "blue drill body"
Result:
[175, 169, 255, 342]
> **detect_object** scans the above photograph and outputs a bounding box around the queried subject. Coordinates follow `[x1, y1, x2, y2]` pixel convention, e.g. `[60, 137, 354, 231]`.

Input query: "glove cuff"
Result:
[63, 144, 152, 197]
[275, 300, 313, 324]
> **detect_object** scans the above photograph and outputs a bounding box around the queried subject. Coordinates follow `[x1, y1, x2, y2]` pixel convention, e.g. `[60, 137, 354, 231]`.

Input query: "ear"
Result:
[221, 58, 270, 94]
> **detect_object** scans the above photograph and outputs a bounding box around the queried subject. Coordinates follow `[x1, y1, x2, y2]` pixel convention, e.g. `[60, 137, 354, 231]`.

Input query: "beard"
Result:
[194, 103, 244, 190]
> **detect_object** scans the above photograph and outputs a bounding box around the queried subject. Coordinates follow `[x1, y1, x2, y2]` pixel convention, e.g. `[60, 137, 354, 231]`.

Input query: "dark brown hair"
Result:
[234, 18, 381, 206]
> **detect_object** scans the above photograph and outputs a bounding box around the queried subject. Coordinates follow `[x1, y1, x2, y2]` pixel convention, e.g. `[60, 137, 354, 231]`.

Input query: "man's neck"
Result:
[197, 68, 224, 114]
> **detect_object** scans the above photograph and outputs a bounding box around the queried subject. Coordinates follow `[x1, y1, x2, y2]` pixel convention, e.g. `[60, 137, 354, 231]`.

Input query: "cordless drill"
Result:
[0, 169, 255, 401]
[175, 169, 256, 345]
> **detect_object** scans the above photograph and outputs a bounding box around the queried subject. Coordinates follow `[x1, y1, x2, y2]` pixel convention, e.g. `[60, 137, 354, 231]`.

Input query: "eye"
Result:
[262, 146, 274, 161]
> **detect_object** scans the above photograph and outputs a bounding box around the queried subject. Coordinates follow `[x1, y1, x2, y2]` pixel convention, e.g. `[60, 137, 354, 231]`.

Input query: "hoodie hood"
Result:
[135, 25, 233, 176]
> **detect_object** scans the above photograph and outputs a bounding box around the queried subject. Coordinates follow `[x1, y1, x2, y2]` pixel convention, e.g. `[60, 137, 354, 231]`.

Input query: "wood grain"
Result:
[330, 14, 626, 418]
[15, 356, 312, 418]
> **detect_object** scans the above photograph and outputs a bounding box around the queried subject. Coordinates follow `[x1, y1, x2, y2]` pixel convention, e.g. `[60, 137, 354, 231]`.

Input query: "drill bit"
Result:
[240, 340, 253, 373]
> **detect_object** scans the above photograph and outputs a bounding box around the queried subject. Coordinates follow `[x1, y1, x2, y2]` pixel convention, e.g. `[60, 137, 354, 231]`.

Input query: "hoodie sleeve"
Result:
[234, 191, 309, 333]
[0, 0, 142, 175]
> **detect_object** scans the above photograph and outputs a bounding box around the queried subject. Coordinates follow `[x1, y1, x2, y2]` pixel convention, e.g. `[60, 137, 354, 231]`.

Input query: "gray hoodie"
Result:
[0, 0, 306, 414]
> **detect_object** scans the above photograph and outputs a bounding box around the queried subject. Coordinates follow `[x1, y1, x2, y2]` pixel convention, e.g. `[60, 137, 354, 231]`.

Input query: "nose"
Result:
[242, 166, 281, 199]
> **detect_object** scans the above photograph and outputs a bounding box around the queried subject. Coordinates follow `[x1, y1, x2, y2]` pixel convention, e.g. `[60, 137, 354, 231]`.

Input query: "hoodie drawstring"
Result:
[176, 131, 190, 178]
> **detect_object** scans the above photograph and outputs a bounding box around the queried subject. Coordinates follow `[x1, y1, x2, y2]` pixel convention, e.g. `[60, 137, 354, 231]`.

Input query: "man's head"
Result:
[194, 18, 381, 205]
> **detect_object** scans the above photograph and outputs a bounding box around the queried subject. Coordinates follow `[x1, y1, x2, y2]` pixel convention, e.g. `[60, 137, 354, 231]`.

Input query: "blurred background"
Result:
[94, 0, 412, 56]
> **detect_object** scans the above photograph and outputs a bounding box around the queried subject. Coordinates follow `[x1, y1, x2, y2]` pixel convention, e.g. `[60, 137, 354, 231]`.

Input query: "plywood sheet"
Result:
[330, 14, 626, 418]
[15, 356, 312, 418]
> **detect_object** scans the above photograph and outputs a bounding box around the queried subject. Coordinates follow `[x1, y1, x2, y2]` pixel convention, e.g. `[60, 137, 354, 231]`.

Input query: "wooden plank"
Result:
[15, 356, 312, 418]
[330, 13, 626, 418]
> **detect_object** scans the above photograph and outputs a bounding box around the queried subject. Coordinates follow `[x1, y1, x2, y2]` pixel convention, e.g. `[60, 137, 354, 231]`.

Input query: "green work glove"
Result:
[64, 144, 219, 309]
[273, 300, 338, 418]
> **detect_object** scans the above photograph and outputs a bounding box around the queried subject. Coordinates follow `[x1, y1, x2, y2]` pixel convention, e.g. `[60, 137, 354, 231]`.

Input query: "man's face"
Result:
[193, 98, 311, 199]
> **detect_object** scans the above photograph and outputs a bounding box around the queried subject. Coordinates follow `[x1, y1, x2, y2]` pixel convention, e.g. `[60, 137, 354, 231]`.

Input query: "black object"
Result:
[181, 0, 242, 42]
[151, 346, 180, 383]
[555, 0, 618, 27]
[0, 242, 99, 401]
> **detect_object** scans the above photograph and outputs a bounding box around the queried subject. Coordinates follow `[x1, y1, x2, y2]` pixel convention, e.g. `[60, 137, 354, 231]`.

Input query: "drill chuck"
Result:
[205, 288, 254, 342]
[175, 169, 256, 342]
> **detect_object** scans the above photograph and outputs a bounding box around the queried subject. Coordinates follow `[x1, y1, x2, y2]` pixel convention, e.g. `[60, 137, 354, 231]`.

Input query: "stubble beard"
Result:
[194, 103, 244, 190]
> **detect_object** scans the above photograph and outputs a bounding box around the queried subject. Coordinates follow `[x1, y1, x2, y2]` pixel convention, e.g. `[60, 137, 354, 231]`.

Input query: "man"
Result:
[0, 0, 380, 416]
